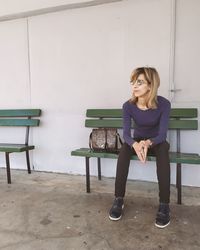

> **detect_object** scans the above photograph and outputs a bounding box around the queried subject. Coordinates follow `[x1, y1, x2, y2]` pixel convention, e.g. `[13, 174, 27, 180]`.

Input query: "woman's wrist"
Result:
[146, 139, 153, 148]
[132, 141, 137, 149]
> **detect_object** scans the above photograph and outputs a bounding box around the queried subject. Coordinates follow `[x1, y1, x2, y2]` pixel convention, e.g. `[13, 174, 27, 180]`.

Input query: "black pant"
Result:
[115, 141, 170, 203]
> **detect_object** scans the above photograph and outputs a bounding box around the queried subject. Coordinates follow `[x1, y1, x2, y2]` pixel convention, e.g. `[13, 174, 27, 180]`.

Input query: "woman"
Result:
[109, 67, 171, 228]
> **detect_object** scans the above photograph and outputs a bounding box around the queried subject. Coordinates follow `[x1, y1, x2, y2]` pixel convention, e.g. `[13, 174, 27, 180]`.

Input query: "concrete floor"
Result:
[0, 169, 200, 250]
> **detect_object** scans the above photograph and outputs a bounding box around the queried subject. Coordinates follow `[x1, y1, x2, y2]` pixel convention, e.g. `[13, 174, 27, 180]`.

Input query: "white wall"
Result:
[0, 0, 199, 187]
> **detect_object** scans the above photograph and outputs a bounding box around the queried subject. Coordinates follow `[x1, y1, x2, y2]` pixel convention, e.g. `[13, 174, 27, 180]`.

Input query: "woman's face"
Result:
[132, 74, 151, 98]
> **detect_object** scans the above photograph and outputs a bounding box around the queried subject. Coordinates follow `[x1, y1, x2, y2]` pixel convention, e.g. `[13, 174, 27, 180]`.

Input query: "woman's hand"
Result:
[132, 141, 147, 163]
[132, 140, 152, 163]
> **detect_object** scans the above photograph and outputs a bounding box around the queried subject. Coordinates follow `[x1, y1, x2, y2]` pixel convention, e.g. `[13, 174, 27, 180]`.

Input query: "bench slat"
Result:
[85, 119, 123, 128]
[86, 108, 198, 118]
[87, 109, 122, 118]
[0, 143, 35, 152]
[85, 119, 198, 130]
[0, 119, 40, 126]
[0, 109, 41, 117]
[169, 120, 198, 129]
[171, 108, 197, 118]
[71, 148, 200, 164]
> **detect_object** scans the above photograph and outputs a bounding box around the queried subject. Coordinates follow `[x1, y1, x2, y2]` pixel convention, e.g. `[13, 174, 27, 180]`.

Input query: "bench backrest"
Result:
[85, 108, 198, 152]
[0, 109, 41, 145]
[85, 108, 198, 130]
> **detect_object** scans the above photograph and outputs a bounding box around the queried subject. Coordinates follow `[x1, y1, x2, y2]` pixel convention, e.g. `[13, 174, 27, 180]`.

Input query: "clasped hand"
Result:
[132, 140, 152, 163]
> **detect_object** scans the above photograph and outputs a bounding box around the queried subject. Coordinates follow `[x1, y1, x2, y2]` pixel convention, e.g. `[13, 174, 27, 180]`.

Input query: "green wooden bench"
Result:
[0, 109, 41, 184]
[71, 108, 200, 204]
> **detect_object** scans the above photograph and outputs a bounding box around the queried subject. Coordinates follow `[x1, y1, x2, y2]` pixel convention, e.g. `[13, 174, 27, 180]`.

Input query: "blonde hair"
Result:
[129, 67, 160, 109]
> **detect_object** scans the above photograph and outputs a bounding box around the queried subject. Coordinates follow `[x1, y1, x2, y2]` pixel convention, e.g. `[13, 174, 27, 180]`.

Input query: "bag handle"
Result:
[101, 128, 107, 151]
[89, 132, 93, 150]
[117, 132, 123, 146]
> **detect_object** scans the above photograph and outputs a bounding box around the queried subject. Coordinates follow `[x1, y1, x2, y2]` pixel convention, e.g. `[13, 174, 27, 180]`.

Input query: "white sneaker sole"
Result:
[155, 220, 170, 229]
[109, 204, 124, 221]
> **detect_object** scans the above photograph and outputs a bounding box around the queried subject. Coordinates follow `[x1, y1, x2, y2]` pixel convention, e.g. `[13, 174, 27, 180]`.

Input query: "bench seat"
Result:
[0, 143, 35, 153]
[71, 148, 200, 164]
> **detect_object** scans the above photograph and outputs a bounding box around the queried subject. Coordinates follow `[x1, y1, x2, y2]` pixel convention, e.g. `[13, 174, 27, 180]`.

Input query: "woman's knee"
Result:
[160, 141, 169, 149]
[154, 141, 170, 153]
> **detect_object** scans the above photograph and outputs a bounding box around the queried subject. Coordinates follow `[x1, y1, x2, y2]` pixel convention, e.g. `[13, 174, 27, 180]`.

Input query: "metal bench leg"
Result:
[26, 150, 31, 174]
[5, 152, 11, 184]
[176, 163, 182, 204]
[86, 157, 90, 193]
[97, 157, 101, 180]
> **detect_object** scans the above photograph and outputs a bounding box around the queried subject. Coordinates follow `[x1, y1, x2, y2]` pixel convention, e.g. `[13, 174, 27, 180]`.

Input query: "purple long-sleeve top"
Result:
[123, 96, 171, 147]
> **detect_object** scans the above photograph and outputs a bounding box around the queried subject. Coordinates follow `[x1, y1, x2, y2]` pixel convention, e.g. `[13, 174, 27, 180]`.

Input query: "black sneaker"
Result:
[155, 203, 170, 228]
[109, 197, 124, 221]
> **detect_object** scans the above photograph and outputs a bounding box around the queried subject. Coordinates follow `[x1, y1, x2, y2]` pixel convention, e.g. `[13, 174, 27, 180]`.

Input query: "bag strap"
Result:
[105, 128, 108, 150]
[89, 132, 93, 150]
[116, 132, 123, 147]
